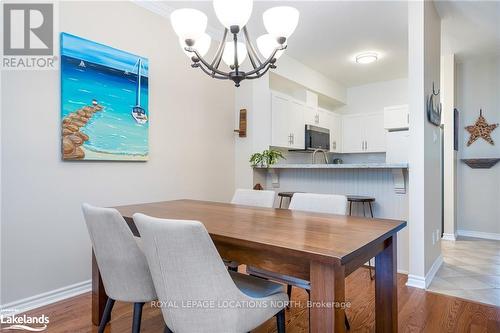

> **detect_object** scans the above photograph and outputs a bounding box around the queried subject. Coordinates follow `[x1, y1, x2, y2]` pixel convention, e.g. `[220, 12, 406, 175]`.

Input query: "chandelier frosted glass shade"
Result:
[257, 34, 285, 59]
[263, 7, 299, 38]
[170, 8, 207, 40]
[180, 33, 211, 58]
[213, 0, 253, 29]
[222, 41, 247, 67]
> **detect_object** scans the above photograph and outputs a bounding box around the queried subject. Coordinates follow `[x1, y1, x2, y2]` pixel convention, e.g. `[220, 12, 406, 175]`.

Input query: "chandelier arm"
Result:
[247, 49, 258, 72]
[211, 28, 228, 67]
[242, 27, 263, 66]
[191, 49, 230, 77]
[246, 64, 273, 79]
[243, 36, 260, 74]
[214, 40, 226, 71]
[196, 63, 229, 80]
[244, 45, 285, 77]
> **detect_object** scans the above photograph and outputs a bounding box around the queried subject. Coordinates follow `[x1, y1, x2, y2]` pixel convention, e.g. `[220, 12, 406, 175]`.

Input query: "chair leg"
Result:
[345, 313, 350, 330]
[164, 325, 173, 333]
[369, 258, 374, 280]
[132, 302, 144, 333]
[228, 266, 238, 272]
[286, 285, 292, 308]
[98, 297, 115, 333]
[276, 309, 286, 333]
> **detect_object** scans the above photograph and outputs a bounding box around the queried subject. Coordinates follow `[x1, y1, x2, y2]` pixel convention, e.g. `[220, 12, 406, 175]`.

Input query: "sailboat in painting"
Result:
[131, 58, 148, 124]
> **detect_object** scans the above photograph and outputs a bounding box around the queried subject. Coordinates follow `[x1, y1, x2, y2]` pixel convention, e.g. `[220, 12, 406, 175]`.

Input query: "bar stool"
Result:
[277, 191, 303, 208]
[347, 195, 376, 280]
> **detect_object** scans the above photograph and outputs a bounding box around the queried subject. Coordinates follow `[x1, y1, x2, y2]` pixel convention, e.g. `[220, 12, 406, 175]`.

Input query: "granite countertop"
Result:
[254, 163, 408, 169]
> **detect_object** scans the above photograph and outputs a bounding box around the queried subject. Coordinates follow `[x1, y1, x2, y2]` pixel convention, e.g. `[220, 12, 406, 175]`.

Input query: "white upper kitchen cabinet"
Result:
[304, 106, 330, 128]
[342, 113, 386, 153]
[271, 93, 305, 149]
[384, 105, 409, 130]
[271, 93, 292, 148]
[363, 113, 386, 152]
[342, 115, 365, 153]
[304, 104, 317, 126]
[289, 100, 305, 149]
[328, 112, 343, 153]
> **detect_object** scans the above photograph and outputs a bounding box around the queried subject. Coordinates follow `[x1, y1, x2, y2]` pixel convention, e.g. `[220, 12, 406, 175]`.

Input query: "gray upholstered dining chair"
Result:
[247, 192, 350, 330]
[231, 188, 276, 208]
[227, 188, 276, 272]
[82, 203, 157, 333]
[133, 213, 288, 333]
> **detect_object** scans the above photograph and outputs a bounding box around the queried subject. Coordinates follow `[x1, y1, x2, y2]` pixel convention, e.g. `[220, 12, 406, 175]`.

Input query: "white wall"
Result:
[337, 78, 408, 115]
[1, 1, 235, 306]
[456, 56, 500, 237]
[274, 55, 347, 105]
[407, 0, 442, 288]
[441, 54, 457, 239]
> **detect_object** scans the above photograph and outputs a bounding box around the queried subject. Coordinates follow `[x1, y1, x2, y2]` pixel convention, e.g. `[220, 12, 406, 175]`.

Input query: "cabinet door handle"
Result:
[365, 141, 368, 151]
[407, 113, 410, 125]
[292, 133, 294, 145]
[333, 141, 336, 150]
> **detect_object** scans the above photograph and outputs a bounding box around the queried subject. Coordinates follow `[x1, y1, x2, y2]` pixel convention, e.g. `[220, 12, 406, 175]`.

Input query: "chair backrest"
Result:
[231, 189, 275, 208]
[133, 213, 255, 332]
[81, 203, 156, 302]
[289, 193, 348, 215]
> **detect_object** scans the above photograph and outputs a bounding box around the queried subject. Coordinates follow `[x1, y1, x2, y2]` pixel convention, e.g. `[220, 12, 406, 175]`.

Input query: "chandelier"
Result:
[170, 0, 299, 87]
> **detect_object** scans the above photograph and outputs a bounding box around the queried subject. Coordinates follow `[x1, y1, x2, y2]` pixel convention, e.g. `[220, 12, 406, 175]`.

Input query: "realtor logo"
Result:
[3, 3, 53, 55]
[2, 2, 57, 70]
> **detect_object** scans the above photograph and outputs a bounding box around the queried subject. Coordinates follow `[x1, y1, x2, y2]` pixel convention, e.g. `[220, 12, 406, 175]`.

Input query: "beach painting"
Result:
[60, 33, 149, 161]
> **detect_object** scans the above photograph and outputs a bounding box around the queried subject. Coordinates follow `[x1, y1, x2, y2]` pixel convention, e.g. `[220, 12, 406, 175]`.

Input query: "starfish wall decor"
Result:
[465, 109, 498, 146]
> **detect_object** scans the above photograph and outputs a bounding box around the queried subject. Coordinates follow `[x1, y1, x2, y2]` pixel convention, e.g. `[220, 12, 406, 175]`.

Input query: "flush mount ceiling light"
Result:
[355, 52, 378, 64]
[170, 0, 299, 87]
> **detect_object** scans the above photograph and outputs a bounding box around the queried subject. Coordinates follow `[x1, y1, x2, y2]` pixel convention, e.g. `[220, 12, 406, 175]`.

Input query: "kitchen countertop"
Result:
[254, 163, 408, 169]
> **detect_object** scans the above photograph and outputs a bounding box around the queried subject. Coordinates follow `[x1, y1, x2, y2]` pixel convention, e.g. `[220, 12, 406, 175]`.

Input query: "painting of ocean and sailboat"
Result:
[60, 33, 149, 161]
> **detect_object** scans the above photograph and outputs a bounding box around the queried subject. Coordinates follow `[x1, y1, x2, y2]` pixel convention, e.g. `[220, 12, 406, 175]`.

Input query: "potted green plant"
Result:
[250, 149, 285, 168]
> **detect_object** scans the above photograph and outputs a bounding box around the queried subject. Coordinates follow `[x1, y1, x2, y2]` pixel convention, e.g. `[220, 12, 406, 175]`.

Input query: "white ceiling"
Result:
[435, 0, 500, 62]
[162, 1, 409, 88]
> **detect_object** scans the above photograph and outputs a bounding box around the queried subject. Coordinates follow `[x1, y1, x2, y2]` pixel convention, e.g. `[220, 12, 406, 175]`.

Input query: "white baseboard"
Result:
[405, 255, 443, 289]
[0, 280, 91, 315]
[441, 233, 457, 241]
[406, 274, 426, 289]
[457, 229, 500, 241]
[424, 255, 443, 288]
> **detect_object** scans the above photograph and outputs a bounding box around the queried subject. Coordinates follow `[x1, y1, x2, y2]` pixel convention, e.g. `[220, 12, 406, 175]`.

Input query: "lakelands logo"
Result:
[2, 2, 57, 69]
[0, 314, 49, 331]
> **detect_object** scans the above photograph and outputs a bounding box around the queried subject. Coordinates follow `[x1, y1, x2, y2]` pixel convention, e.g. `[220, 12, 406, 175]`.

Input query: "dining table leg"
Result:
[375, 234, 398, 333]
[92, 250, 106, 326]
[309, 261, 346, 333]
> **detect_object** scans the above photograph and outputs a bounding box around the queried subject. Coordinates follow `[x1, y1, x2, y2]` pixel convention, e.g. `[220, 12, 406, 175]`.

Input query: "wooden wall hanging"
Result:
[234, 109, 247, 137]
[465, 109, 498, 146]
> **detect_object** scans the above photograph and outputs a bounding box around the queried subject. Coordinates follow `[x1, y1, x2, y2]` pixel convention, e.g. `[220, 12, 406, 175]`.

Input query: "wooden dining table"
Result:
[92, 199, 406, 333]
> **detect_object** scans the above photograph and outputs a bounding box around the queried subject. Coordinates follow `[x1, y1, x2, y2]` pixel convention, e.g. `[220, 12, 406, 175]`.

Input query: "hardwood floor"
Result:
[9, 268, 500, 333]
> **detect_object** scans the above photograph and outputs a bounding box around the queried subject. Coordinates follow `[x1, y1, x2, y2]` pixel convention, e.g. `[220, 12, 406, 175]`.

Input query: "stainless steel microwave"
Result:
[305, 125, 330, 150]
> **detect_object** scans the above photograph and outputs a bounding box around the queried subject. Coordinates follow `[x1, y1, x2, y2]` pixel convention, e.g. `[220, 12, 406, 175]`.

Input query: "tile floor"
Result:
[428, 236, 500, 306]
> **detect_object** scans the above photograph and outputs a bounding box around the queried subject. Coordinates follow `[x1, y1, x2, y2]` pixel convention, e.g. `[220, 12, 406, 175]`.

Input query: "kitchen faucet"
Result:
[312, 149, 329, 164]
